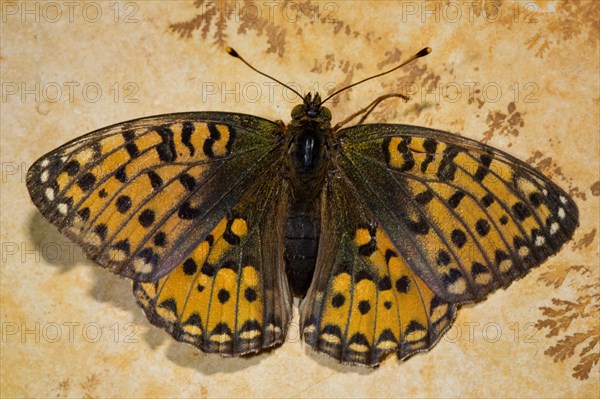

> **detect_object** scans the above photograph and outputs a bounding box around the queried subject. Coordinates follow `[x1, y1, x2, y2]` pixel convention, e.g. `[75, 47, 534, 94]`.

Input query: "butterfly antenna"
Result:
[320, 47, 432, 105]
[226, 47, 307, 105]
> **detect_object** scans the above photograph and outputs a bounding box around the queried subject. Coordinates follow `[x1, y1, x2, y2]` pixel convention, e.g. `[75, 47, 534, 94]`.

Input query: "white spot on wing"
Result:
[239, 329, 261, 340]
[57, 203, 68, 214]
[448, 278, 467, 295]
[474, 272, 492, 285]
[320, 333, 341, 344]
[303, 325, 316, 334]
[518, 246, 530, 257]
[499, 259, 512, 273]
[209, 333, 232, 343]
[133, 258, 153, 274]
[45, 187, 55, 201]
[376, 340, 397, 350]
[430, 303, 449, 323]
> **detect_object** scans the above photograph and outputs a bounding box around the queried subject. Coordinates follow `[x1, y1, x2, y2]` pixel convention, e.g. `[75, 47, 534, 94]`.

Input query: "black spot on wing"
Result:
[179, 173, 196, 191]
[415, 189, 433, 205]
[78, 207, 90, 222]
[122, 130, 135, 141]
[378, 276, 392, 291]
[217, 289, 230, 304]
[437, 146, 460, 181]
[181, 122, 196, 157]
[201, 263, 215, 277]
[436, 250, 451, 266]
[64, 160, 80, 176]
[357, 300, 371, 314]
[158, 298, 178, 315]
[156, 125, 177, 162]
[406, 216, 430, 235]
[357, 225, 377, 257]
[113, 239, 130, 255]
[481, 194, 495, 207]
[182, 258, 197, 275]
[147, 171, 163, 189]
[451, 229, 467, 248]
[529, 192, 544, 207]
[125, 142, 140, 158]
[475, 219, 491, 236]
[203, 123, 221, 158]
[395, 276, 410, 293]
[115, 166, 127, 183]
[138, 209, 155, 227]
[122, 131, 139, 158]
[116, 195, 132, 213]
[244, 287, 258, 302]
[178, 201, 203, 220]
[448, 190, 465, 208]
[512, 202, 531, 221]
[423, 139, 438, 153]
[153, 232, 167, 247]
[93, 224, 107, 241]
[77, 173, 96, 191]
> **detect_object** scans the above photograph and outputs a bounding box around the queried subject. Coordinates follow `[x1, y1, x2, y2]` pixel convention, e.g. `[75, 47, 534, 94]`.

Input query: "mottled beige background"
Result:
[1, 1, 599, 398]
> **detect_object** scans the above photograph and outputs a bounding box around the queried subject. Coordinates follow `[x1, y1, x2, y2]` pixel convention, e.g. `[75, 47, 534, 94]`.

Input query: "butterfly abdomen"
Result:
[284, 198, 321, 297]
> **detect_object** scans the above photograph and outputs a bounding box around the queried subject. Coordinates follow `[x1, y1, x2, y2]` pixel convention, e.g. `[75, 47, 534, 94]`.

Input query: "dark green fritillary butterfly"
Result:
[26, 47, 578, 366]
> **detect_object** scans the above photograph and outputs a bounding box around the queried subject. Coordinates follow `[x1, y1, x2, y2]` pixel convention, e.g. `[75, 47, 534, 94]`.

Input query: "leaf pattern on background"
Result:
[525, 2, 600, 58]
[169, 0, 354, 56]
[537, 262, 600, 380]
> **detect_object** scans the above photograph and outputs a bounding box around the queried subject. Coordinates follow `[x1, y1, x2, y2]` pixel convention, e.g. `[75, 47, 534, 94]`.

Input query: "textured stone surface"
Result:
[1, 1, 598, 397]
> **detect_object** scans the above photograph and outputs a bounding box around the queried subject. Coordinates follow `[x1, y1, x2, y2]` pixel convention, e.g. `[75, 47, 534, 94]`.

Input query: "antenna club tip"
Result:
[416, 47, 432, 58]
[226, 47, 239, 58]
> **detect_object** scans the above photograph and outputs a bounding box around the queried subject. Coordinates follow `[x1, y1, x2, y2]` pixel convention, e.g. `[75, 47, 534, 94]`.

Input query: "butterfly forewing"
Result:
[26, 112, 285, 282]
[335, 124, 579, 303]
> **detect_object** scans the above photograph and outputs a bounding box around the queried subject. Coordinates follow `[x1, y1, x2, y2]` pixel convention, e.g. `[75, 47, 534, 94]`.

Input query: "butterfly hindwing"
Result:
[134, 169, 292, 355]
[26, 112, 285, 282]
[335, 124, 579, 303]
[301, 172, 457, 366]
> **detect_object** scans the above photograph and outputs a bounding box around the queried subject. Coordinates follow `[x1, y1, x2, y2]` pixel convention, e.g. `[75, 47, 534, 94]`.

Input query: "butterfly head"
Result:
[291, 93, 332, 123]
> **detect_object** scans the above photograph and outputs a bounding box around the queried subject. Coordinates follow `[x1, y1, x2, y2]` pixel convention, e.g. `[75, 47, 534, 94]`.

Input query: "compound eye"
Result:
[291, 104, 305, 119]
[321, 107, 332, 120]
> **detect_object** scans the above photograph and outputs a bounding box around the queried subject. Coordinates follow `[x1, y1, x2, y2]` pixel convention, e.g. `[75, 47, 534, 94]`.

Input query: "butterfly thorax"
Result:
[285, 93, 332, 203]
[284, 93, 332, 296]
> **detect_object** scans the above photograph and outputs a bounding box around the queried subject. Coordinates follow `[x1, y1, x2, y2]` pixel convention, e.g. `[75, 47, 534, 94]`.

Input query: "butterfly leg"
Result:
[333, 93, 410, 131]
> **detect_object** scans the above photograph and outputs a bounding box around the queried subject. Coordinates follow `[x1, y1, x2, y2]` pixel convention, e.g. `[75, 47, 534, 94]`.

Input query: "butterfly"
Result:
[26, 47, 579, 366]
